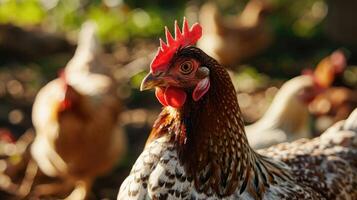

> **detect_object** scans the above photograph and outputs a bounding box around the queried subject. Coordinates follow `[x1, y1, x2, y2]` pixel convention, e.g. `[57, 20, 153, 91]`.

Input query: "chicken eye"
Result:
[180, 61, 194, 75]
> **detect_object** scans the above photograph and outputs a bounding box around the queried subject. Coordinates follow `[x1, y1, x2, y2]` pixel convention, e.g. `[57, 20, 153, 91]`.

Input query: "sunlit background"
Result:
[0, 0, 356, 199]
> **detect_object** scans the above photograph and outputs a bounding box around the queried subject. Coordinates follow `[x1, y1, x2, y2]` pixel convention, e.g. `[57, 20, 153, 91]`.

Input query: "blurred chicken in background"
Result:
[309, 87, 357, 133]
[197, 0, 273, 67]
[28, 22, 127, 199]
[246, 50, 346, 149]
[307, 50, 356, 133]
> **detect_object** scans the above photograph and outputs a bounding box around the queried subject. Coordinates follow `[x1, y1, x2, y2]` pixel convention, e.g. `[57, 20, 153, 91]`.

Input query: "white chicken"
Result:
[246, 50, 346, 149]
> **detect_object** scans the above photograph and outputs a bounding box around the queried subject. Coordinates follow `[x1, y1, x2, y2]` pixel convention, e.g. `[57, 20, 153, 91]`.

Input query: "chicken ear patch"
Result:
[193, 77, 210, 101]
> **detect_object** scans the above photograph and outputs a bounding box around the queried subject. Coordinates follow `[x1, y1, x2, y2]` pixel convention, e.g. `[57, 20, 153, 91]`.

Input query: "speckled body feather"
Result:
[118, 47, 357, 200]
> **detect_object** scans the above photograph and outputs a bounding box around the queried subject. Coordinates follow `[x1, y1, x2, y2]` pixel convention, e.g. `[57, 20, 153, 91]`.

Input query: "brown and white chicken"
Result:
[118, 19, 357, 199]
[31, 22, 126, 199]
[197, 0, 273, 66]
[246, 50, 347, 149]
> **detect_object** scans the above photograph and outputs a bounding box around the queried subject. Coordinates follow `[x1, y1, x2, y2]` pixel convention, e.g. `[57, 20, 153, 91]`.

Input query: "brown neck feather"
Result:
[176, 57, 255, 196]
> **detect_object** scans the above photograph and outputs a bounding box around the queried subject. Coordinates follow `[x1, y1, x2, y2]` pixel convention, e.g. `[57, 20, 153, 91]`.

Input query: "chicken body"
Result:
[197, 0, 272, 66]
[120, 109, 357, 200]
[31, 80, 125, 178]
[31, 22, 126, 199]
[245, 75, 312, 149]
[118, 42, 356, 199]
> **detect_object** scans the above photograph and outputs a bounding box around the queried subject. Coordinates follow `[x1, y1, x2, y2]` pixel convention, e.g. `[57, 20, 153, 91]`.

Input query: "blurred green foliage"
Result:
[0, 0, 45, 25]
[274, 0, 327, 38]
[0, 0, 328, 42]
[131, 70, 147, 88]
[0, 0, 185, 43]
[215, 0, 327, 39]
[0, 0, 355, 83]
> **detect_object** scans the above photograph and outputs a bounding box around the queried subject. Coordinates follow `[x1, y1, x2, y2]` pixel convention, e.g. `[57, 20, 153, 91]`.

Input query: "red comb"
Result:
[330, 50, 346, 74]
[150, 18, 202, 73]
[58, 69, 69, 92]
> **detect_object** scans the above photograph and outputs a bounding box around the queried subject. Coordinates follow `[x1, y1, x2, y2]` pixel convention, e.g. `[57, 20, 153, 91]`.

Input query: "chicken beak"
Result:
[140, 72, 164, 91]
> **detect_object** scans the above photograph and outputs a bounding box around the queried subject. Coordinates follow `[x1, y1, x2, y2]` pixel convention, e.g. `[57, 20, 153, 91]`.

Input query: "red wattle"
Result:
[155, 87, 168, 106]
[155, 87, 187, 108]
[59, 99, 73, 112]
[164, 87, 187, 108]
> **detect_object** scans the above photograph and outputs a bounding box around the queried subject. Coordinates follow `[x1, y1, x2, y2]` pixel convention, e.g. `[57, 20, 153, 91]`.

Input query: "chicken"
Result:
[118, 19, 357, 199]
[30, 22, 126, 199]
[246, 50, 347, 149]
[197, 0, 272, 66]
[309, 87, 357, 133]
